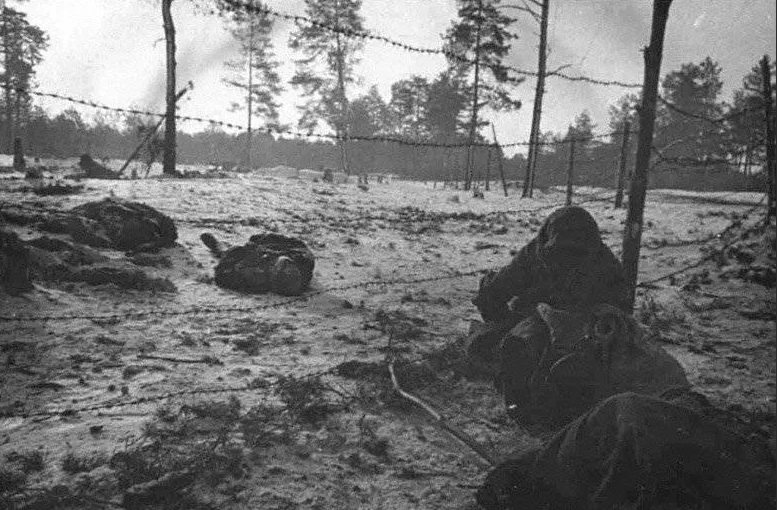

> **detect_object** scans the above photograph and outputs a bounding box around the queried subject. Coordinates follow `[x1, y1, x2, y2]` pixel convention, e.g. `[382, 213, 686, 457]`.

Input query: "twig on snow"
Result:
[386, 335, 498, 467]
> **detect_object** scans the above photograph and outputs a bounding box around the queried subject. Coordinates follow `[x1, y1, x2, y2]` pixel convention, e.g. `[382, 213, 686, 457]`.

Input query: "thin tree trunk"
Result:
[465, 0, 484, 192]
[614, 121, 631, 208]
[245, 19, 254, 170]
[485, 145, 492, 191]
[491, 124, 508, 196]
[161, 0, 177, 175]
[621, 0, 673, 310]
[760, 55, 776, 220]
[3, 12, 12, 152]
[522, 0, 549, 198]
[333, 0, 350, 175]
[565, 137, 575, 206]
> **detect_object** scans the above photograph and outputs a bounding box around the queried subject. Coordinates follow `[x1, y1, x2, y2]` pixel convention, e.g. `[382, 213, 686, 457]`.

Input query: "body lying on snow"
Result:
[477, 390, 776, 510]
[468, 205, 774, 508]
[469, 206, 633, 422]
[201, 232, 315, 296]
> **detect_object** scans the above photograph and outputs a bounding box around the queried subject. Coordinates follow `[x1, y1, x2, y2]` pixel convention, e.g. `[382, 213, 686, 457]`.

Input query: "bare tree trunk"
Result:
[760, 55, 776, 220]
[162, 0, 177, 175]
[333, 0, 350, 175]
[245, 19, 254, 170]
[485, 145, 492, 191]
[743, 138, 752, 177]
[522, 0, 549, 198]
[3, 13, 12, 152]
[565, 137, 575, 206]
[621, 0, 673, 310]
[465, 0, 484, 192]
[614, 121, 631, 208]
[491, 124, 508, 196]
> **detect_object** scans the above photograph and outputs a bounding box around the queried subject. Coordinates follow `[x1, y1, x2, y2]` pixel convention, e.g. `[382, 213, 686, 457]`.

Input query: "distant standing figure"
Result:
[13, 137, 26, 172]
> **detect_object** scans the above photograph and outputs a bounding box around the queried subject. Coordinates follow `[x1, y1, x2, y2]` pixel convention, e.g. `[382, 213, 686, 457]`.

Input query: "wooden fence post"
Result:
[622, 0, 673, 310]
[566, 137, 576, 206]
[614, 121, 631, 208]
[491, 124, 508, 197]
[485, 146, 492, 191]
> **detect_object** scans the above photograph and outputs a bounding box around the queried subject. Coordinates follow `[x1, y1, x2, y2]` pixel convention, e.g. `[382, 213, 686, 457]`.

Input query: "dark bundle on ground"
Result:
[0, 230, 33, 294]
[203, 232, 315, 296]
[58, 197, 178, 252]
[477, 391, 776, 510]
[31, 182, 85, 196]
[78, 153, 119, 179]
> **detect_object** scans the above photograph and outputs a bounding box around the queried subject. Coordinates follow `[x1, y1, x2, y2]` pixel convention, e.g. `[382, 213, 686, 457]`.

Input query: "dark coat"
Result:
[477, 391, 775, 510]
[473, 207, 630, 323]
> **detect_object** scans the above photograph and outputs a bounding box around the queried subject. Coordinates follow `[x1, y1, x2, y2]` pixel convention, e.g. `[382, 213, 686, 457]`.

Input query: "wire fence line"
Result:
[221, 0, 642, 89]
[21, 87, 633, 149]
[4, 208, 767, 423]
[21, 87, 767, 160]
[0, 267, 489, 323]
[0, 198, 765, 324]
[657, 96, 769, 125]
[13, 363, 342, 420]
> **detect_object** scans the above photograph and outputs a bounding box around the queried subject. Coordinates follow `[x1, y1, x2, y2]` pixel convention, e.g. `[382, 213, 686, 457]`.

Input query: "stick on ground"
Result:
[387, 356, 498, 467]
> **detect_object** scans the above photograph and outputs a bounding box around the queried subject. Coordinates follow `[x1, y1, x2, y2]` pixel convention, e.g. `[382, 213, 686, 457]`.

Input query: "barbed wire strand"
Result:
[221, 0, 642, 89]
[2, 193, 765, 324]
[4, 203, 767, 423]
[21, 88, 634, 148]
[658, 95, 768, 124]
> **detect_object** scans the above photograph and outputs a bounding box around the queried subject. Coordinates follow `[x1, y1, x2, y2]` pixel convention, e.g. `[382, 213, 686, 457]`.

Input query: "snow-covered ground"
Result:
[0, 169, 773, 509]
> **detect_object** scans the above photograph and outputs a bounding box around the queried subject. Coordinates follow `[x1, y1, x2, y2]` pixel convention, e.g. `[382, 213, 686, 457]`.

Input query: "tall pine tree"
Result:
[221, 1, 283, 168]
[289, 0, 364, 174]
[0, 4, 48, 152]
[443, 0, 522, 190]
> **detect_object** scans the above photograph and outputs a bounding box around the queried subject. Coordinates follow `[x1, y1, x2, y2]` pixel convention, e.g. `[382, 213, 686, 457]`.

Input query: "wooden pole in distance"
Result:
[485, 146, 492, 191]
[614, 121, 631, 208]
[491, 124, 508, 196]
[565, 137, 575, 206]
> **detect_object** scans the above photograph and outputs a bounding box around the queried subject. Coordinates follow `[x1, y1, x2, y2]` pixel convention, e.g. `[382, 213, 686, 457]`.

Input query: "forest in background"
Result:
[0, 2, 774, 191]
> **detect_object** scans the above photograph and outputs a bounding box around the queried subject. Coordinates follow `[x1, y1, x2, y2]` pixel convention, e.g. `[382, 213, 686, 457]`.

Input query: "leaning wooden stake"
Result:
[118, 83, 192, 176]
[622, 0, 673, 310]
[614, 121, 631, 208]
[565, 137, 576, 206]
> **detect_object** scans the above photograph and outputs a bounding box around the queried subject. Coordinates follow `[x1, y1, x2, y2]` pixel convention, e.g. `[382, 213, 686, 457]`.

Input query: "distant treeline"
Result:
[0, 107, 760, 192]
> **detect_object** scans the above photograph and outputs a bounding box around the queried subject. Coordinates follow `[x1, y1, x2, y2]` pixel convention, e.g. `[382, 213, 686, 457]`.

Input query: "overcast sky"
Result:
[11, 0, 777, 156]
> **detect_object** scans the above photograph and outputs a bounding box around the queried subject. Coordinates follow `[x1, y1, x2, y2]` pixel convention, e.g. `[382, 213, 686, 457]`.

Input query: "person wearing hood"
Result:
[470, 206, 630, 419]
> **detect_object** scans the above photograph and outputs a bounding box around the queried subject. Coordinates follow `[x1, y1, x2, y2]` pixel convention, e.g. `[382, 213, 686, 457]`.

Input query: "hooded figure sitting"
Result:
[470, 206, 630, 420]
